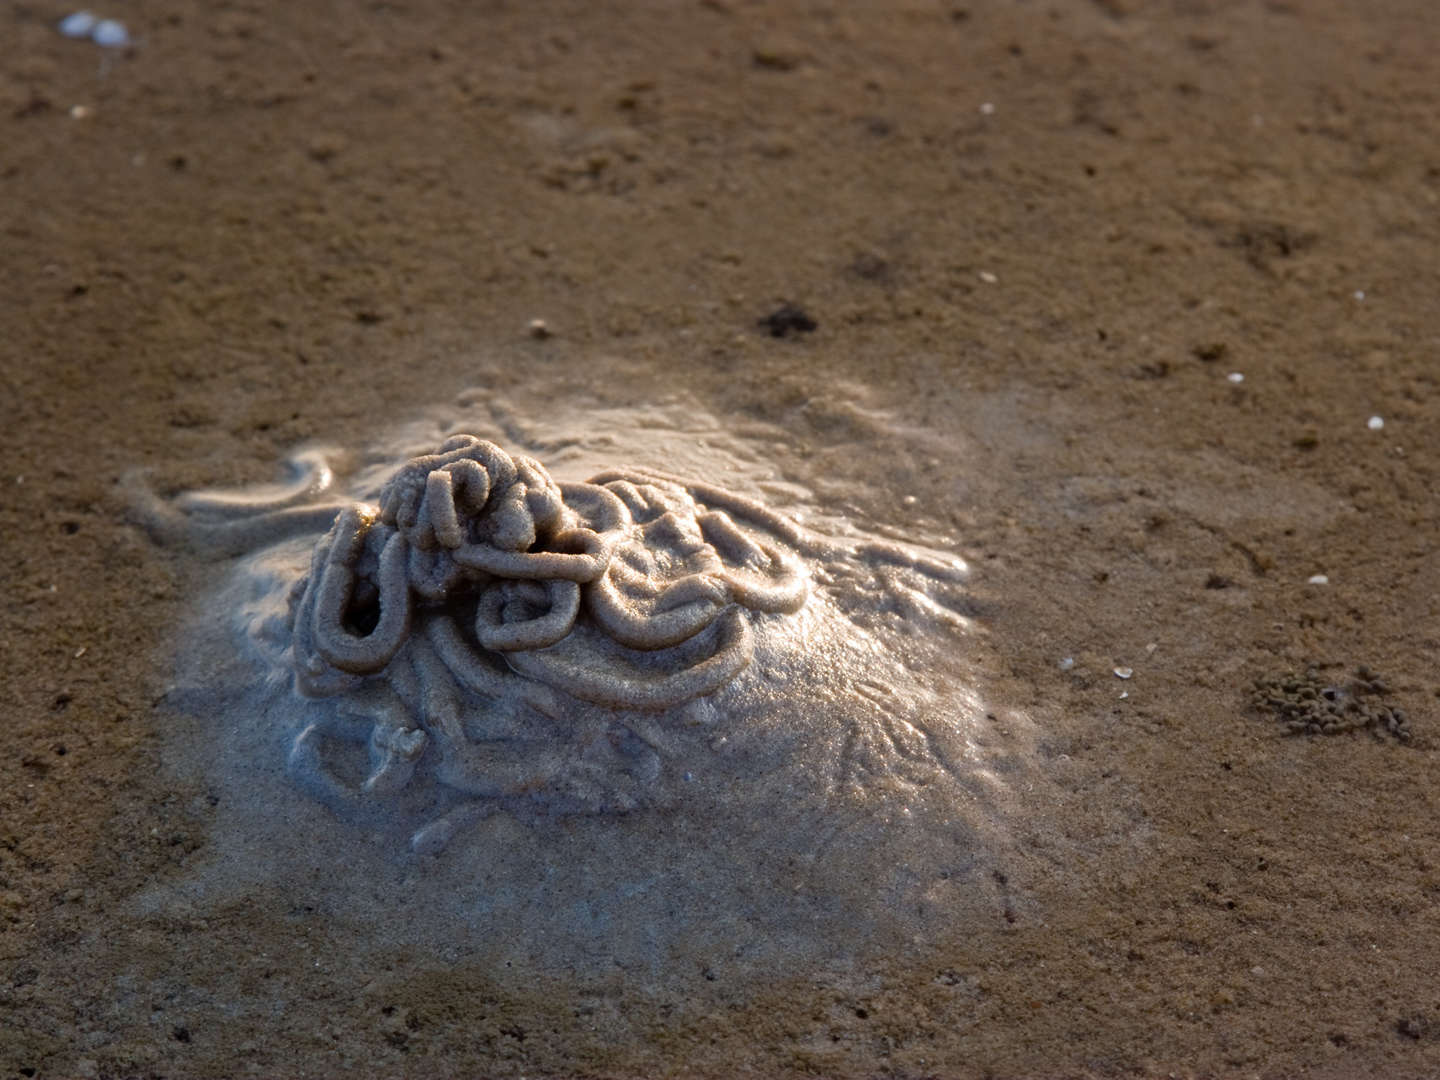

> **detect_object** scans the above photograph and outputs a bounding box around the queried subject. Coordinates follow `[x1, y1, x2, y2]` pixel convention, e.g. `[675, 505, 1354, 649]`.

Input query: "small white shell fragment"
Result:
[978, 271, 998, 284]
[58, 11, 98, 37]
[68, 105, 92, 120]
[1367, 415, 1384, 431]
[91, 18, 130, 47]
[1307, 574, 1329, 585]
[1113, 666, 1133, 679]
[1226, 372, 1244, 384]
[1058, 656, 1075, 672]
[1145, 642, 1158, 654]
[979, 102, 996, 116]
[1353, 290, 1366, 301]
[1119, 691, 1129, 699]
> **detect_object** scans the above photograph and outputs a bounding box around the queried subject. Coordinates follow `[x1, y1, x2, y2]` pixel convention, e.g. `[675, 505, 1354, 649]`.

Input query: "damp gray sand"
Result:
[129, 393, 1044, 980]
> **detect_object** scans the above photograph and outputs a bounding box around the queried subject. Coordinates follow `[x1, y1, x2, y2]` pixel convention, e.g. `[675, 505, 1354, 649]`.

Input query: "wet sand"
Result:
[4, 1, 1440, 1077]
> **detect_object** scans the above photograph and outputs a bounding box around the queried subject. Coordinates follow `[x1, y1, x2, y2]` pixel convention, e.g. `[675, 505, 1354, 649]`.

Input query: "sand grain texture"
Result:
[3, 1, 1440, 1077]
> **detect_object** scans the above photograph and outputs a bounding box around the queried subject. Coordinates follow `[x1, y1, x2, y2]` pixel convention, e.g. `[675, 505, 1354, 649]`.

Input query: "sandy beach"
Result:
[4, 2, 1440, 1076]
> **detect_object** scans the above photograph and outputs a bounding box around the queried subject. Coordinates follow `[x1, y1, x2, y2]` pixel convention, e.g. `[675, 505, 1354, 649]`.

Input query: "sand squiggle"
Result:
[135, 429, 976, 856]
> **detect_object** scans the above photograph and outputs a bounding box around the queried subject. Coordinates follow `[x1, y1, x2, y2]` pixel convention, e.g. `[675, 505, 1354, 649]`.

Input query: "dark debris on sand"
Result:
[758, 303, 817, 338]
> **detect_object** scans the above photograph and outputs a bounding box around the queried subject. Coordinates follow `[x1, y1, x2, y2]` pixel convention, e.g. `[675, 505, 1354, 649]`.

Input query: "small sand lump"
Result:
[1250, 664, 1410, 741]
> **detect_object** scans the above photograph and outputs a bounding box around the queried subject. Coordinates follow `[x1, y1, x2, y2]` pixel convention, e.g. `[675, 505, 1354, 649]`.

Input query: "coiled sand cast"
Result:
[136, 434, 972, 855]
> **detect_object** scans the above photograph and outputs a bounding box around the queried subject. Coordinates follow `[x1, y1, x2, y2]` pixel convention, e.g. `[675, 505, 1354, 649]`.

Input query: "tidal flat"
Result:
[4, 2, 1439, 1076]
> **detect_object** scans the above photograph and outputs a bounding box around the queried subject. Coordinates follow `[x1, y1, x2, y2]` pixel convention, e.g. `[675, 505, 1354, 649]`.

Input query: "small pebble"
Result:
[1353, 290, 1366, 301]
[1367, 415, 1384, 431]
[527, 318, 551, 340]
[1226, 372, 1244, 384]
[58, 11, 98, 37]
[91, 18, 129, 47]
[1058, 657, 1075, 672]
[979, 102, 996, 116]
[1113, 666, 1133, 680]
[978, 271, 998, 284]
[1307, 574, 1329, 585]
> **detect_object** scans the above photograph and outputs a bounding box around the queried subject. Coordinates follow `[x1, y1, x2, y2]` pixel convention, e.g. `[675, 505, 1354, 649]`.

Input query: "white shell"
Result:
[91, 18, 130, 47]
[58, 11, 98, 37]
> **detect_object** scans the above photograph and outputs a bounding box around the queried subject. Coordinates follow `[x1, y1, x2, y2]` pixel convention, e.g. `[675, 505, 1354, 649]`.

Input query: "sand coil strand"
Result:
[136, 433, 968, 851]
[285, 435, 798, 705]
